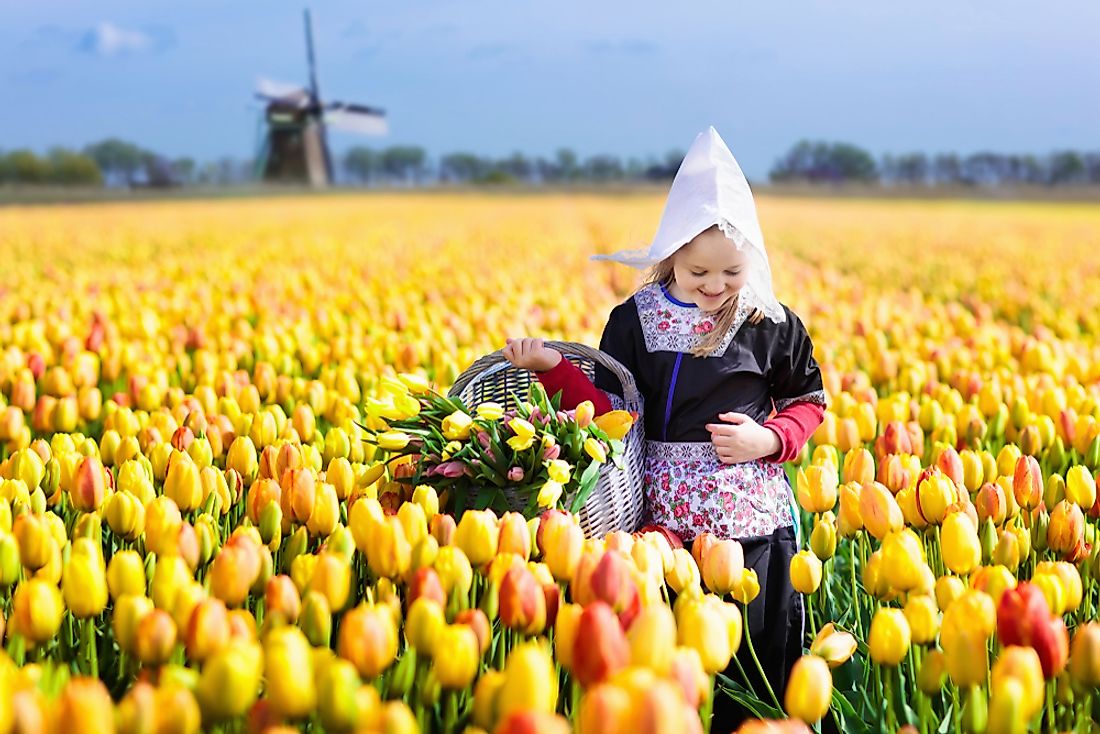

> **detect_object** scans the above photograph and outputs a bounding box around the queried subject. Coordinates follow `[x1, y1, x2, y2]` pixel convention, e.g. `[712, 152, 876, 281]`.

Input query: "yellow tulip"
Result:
[868, 608, 910, 666]
[789, 550, 822, 595]
[496, 642, 558, 718]
[433, 624, 481, 689]
[797, 464, 839, 514]
[593, 410, 634, 440]
[941, 511, 981, 575]
[809, 623, 857, 668]
[785, 655, 832, 724]
[583, 437, 607, 464]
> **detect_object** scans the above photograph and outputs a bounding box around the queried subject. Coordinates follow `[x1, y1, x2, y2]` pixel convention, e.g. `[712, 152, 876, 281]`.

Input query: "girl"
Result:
[503, 127, 826, 729]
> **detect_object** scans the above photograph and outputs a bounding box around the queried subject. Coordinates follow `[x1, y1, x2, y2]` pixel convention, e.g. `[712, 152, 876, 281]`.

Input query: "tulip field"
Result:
[2, 192, 1100, 733]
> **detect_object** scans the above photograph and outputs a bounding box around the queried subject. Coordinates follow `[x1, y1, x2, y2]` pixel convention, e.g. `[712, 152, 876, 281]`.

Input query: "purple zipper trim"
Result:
[662, 352, 684, 441]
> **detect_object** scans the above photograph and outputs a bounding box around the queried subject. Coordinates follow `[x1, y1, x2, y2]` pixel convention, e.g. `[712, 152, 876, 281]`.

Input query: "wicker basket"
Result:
[447, 341, 646, 539]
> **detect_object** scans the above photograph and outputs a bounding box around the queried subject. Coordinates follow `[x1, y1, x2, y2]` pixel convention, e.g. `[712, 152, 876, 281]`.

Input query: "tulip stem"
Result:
[849, 540, 861, 634]
[82, 616, 98, 678]
[883, 666, 897, 731]
[1046, 679, 1055, 731]
[741, 603, 782, 713]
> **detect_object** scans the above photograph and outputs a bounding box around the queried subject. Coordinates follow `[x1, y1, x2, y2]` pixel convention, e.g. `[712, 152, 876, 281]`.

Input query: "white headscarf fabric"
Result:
[592, 126, 786, 324]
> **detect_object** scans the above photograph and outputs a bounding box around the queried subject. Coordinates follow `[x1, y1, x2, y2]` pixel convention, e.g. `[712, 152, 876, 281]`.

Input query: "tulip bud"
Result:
[338, 603, 398, 678]
[994, 647, 1042, 721]
[12, 577, 64, 645]
[265, 627, 317, 719]
[868, 608, 910, 666]
[797, 465, 839, 514]
[734, 567, 761, 607]
[1013, 455, 1043, 511]
[106, 490, 145, 541]
[57, 677, 115, 734]
[624, 603, 676, 675]
[62, 540, 108, 618]
[842, 448, 875, 485]
[941, 512, 981, 575]
[574, 601, 630, 686]
[165, 453, 202, 512]
[433, 623, 481, 689]
[789, 551, 822, 595]
[860, 481, 904, 540]
[810, 512, 837, 561]
[975, 482, 1007, 527]
[784, 655, 832, 724]
[702, 538, 744, 596]
[917, 649, 947, 694]
[676, 597, 731, 675]
[134, 608, 177, 666]
[496, 642, 558, 718]
[1069, 622, 1100, 691]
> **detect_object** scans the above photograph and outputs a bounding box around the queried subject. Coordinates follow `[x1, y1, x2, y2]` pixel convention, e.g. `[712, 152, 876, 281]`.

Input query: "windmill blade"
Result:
[255, 76, 310, 105]
[323, 103, 389, 135]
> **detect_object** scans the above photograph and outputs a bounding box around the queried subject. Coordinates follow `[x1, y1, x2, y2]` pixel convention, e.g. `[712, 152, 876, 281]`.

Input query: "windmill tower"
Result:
[254, 10, 387, 187]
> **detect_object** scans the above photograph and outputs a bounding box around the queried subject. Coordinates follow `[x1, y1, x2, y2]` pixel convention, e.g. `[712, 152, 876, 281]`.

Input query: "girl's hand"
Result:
[503, 337, 563, 373]
[705, 412, 782, 464]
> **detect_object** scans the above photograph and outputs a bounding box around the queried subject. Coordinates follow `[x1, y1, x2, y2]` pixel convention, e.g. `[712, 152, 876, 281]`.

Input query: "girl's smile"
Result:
[667, 225, 751, 311]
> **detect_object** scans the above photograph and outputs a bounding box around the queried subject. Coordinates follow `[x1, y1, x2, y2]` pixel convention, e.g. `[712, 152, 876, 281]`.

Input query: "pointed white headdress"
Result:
[592, 126, 785, 324]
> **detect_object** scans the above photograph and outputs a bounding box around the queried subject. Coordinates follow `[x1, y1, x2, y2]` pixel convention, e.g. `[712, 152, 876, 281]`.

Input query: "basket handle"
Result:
[447, 340, 642, 410]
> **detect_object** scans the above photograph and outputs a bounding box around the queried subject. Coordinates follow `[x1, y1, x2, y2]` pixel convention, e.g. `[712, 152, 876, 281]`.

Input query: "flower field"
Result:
[1, 193, 1100, 733]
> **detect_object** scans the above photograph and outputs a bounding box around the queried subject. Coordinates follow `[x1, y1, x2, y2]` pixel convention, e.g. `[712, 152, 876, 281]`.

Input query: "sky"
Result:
[3, 0, 1099, 180]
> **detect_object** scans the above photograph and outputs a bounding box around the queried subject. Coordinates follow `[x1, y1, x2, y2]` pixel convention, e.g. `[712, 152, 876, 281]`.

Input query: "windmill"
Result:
[254, 10, 387, 187]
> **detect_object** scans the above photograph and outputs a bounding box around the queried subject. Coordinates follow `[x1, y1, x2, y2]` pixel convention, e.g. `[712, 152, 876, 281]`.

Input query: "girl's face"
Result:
[670, 226, 751, 311]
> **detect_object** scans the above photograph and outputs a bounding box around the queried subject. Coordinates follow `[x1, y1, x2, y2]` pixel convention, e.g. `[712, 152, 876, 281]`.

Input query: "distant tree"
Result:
[555, 148, 579, 181]
[381, 146, 427, 184]
[1049, 151, 1086, 185]
[46, 148, 103, 185]
[498, 152, 533, 181]
[3, 150, 49, 184]
[171, 157, 196, 185]
[141, 152, 178, 187]
[931, 153, 962, 185]
[624, 157, 646, 180]
[895, 153, 930, 185]
[83, 138, 146, 186]
[770, 141, 877, 183]
[439, 152, 487, 183]
[1085, 153, 1100, 184]
[583, 155, 624, 182]
[344, 147, 381, 184]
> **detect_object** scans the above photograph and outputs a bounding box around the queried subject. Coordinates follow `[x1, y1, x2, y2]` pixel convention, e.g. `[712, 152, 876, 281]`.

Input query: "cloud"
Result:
[77, 22, 172, 58]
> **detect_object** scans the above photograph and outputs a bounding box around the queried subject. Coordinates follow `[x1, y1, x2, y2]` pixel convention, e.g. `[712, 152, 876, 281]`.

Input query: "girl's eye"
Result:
[691, 271, 706, 277]
[725, 270, 741, 276]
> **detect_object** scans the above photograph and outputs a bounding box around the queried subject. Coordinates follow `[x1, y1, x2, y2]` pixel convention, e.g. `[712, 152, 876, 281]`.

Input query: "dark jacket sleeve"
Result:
[763, 306, 826, 462]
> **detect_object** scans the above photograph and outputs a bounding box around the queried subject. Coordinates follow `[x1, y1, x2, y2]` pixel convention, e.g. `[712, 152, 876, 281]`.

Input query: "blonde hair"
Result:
[641, 229, 764, 358]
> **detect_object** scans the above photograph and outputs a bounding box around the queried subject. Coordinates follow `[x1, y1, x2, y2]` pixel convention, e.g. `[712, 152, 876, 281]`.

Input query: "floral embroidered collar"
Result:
[634, 283, 752, 356]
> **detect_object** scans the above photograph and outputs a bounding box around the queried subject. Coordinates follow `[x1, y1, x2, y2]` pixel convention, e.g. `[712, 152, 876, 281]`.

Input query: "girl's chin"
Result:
[696, 292, 732, 310]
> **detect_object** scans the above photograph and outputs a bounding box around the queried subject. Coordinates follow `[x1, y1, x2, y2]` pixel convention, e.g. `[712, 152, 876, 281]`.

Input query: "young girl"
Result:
[503, 127, 825, 728]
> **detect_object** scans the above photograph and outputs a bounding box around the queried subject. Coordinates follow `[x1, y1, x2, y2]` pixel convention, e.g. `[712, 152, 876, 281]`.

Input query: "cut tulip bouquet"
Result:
[357, 376, 636, 519]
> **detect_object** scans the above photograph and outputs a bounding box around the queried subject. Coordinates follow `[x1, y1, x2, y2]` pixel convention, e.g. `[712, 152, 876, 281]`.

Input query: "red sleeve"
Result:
[536, 358, 613, 414]
[763, 401, 825, 463]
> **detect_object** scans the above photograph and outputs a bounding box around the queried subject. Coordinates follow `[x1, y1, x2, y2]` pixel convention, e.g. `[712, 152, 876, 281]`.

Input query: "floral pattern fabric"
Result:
[633, 283, 753, 356]
[643, 440, 794, 541]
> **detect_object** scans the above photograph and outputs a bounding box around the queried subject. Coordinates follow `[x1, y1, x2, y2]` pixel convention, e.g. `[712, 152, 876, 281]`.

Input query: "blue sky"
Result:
[3, 0, 1098, 179]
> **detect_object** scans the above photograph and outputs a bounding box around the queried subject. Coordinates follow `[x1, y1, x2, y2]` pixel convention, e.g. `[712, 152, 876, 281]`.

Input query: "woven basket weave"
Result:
[448, 341, 645, 539]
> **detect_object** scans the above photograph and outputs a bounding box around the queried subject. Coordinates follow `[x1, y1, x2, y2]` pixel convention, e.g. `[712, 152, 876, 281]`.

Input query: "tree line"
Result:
[3, 137, 1099, 188]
